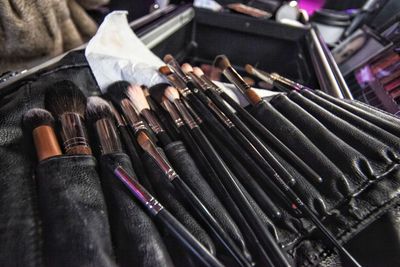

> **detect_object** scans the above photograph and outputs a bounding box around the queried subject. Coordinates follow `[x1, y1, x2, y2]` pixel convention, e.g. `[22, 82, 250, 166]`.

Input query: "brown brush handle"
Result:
[65, 145, 92, 155]
[245, 89, 262, 105]
[33, 126, 62, 161]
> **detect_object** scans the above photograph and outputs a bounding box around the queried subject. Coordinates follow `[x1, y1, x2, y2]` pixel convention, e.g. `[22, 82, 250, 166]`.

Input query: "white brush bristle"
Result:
[181, 63, 193, 74]
[164, 86, 180, 102]
[127, 85, 150, 112]
[192, 67, 204, 77]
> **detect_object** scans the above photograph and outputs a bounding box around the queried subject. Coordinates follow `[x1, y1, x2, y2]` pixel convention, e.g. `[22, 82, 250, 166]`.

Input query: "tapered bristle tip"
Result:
[245, 64, 254, 74]
[214, 55, 231, 71]
[164, 86, 180, 102]
[86, 96, 113, 122]
[23, 108, 55, 132]
[192, 67, 204, 77]
[181, 63, 193, 74]
[163, 54, 174, 63]
[127, 85, 150, 112]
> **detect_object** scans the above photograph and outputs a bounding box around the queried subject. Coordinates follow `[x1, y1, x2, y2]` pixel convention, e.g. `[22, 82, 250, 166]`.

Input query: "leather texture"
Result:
[99, 153, 174, 267]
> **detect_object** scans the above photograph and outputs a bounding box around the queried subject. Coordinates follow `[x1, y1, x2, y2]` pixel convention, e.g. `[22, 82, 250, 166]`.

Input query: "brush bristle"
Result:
[163, 54, 174, 63]
[159, 65, 173, 76]
[245, 64, 254, 74]
[192, 67, 205, 77]
[127, 85, 150, 112]
[181, 63, 193, 74]
[142, 86, 150, 97]
[23, 108, 55, 132]
[106, 80, 131, 106]
[45, 80, 86, 117]
[148, 83, 170, 104]
[136, 131, 151, 147]
[164, 86, 180, 102]
[214, 55, 231, 71]
[86, 96, 113, 122]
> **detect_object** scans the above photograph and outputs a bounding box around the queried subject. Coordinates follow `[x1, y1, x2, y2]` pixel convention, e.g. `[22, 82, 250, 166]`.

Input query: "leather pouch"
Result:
[36, 155, 116, 267]
[99, 152, 174, 267]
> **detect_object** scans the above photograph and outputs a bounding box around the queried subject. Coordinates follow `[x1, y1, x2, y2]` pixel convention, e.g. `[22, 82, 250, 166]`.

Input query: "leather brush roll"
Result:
[141, 149, 216, 255]
[299, 90, 400, 151]
[36, 155, 116, 267]
[163, 141, 252, 262]
[287, 92, 399, 170]
[251, 101, 353, 196]
[270, 95, 390, 179]
[99, 153, 174, 267]
[314, 90, 400, 137]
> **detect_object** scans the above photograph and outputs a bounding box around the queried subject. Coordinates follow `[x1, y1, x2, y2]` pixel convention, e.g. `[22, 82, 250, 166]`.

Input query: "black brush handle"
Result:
[156, 131, 173, 147]
[188, 125, 289, 267]
[171, 177, 252, 267]
[157, 209, 225, 267]
[206, 90, 322, 185]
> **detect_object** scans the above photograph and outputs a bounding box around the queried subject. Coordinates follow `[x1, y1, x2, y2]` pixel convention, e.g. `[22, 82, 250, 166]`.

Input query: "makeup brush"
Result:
[163, 85, 289, 267]
[23, 108, 62, 161]
[136, 130, 252, 267]
[194, 71, 362, 267]
[213, 55, 262, 106]
[127, 84, 172, 147]
[45, 80, 92, 155]
[85, 99, 223, 267]
[245, 64, 308, 92]
[193, 66, 322, 185]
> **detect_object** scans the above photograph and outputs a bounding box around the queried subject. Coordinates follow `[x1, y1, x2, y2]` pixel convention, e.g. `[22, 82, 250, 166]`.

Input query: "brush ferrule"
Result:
[163, 100, 185, 128]
[32, 125, 62, 161]
[252, 68, 274, 86]
[95, 118, 123, 155]
[59, 113, 91, 155]
[167, 60, 190, 83]
[208, 102, 235, 128]
[223, 67, 251, 93]
[183, 98, 203, 125]
[132, 121, 148, 134]
[114, 166, 164, 215]
[165, 74, 192, 97]
[201, 75, 224, 94]
[187, 72, 209, 92]
[141, 109, 164, 134]
[174, 99, 199, 129]
[270, 73, 304, 91]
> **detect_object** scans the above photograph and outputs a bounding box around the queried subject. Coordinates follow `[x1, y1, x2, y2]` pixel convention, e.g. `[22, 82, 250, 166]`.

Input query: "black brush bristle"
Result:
[86, 96, 114, 123]
[105, 81, 131, 106]
[23, 108, 55, 132]
[148, 83, 170, 104]
[45, 80, 87, 117]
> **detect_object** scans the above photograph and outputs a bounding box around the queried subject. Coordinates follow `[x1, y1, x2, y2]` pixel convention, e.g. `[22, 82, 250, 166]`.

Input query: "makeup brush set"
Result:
[1, 48, 400, 267]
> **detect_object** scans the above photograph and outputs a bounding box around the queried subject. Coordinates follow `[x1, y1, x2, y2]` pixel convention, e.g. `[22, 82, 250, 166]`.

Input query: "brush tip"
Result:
[148, 83, 170, 104]
[45, 80, 87, 117]
[23, 108, 55, 132]
[127, 84, 150, 112]
[192, 67, 204, 77]
[181, 63, 193, 74]
[245, 64, 254, 74]
[86, 96, 113, 122]
[213, 55, 231, 71]
[164, 86, 180, 102]
[159, 65, 173, 76]
[106, 80, 131, 104]
[163, 54, 174, 63]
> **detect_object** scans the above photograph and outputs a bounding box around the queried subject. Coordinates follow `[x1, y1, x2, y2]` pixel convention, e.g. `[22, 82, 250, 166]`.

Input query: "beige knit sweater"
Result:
[0, 0, 109, 73]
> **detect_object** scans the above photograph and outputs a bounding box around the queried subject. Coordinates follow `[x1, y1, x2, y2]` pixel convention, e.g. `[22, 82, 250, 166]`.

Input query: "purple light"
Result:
[298, 0, 325, 15]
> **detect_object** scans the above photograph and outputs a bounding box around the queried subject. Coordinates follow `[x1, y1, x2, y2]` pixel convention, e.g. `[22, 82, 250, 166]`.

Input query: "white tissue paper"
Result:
[85, 11, 279, 104]
[85, 11, 166, 93]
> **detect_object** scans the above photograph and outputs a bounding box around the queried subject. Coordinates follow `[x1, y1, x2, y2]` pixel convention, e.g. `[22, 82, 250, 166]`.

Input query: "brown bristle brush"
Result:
[45, 80, 92, 155]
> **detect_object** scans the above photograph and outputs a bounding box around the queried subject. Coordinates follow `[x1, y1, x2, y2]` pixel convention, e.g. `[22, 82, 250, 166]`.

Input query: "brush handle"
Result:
[113, 166, 224, 267]
[141, 109, 172, 147]
[188, 124, 287, 267]
[218, 91, 322, 186]
[171, 177, 252, 267]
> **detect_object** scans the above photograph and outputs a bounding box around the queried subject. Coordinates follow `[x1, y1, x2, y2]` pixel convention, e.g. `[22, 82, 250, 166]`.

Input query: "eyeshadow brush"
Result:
[85, 98, 223, 267]
[23, 108, 63, 161]
[214, 57, 362, 267]
[127, 84, 173, 147]
[161, 84, 289, 267]
[45, 80, 92, 155]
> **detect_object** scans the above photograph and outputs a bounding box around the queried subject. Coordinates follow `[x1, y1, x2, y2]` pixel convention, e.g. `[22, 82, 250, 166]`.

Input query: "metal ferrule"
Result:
[132, 121, 148, 134]
[59, 113, 90, 153]
[223, 67, 251, 93]
[174, 99, 199, 129]
[167, 59, 191, 83]
[187, 72, 209, 92]
[165, 74, 192, 97]
[109, 102, 125, 127]
[252, 68, 274, 86]
[95, 118, 123, 155]
[208, 102, 235, 128]
[270, 73, 305, 91]
[182, 98, 203, 125]
[114, 166, 164, 215]
[163, 100, 185, 128]
[141, 109, 164, 134]
[201, 75, 224, 94]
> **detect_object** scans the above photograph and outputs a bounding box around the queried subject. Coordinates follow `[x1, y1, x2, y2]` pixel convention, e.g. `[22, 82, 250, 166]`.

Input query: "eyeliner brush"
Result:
[245, 64, 309, 92]
[193, 67, 323, 187]
[162, 85, 288, 267]
[184, 64, 322, 186]
[214, 58, 362, 267]
[127, 84, 172, 146]
[85, 98, 223, 267]
[136, 131, 252, 267]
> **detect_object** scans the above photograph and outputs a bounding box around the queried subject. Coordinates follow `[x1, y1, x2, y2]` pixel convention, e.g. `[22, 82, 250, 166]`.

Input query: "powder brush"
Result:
[45, 80, 92, 155]
[23, 108, 62, 161]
